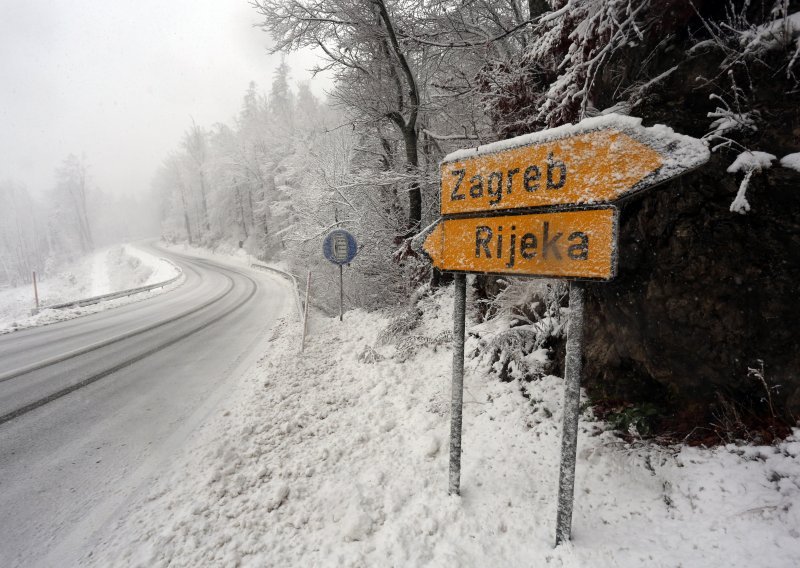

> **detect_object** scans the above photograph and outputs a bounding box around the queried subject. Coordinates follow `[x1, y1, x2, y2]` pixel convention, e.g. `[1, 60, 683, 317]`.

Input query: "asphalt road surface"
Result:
[0, 244, 289, 567]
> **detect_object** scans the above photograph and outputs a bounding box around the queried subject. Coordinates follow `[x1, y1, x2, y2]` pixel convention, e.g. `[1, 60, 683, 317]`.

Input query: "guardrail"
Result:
[39, 258, 183, 312]
[249, 262, 304, 322]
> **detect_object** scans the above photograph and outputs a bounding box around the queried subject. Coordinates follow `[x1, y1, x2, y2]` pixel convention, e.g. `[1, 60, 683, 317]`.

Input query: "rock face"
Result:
[469, 1, 800, 436]
[582, 45, 800, 432]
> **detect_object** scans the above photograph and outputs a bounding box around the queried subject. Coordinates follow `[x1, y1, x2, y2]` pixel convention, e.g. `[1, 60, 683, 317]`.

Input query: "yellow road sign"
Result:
[440, 116, 709, 215]
[421, 207, 618, 280]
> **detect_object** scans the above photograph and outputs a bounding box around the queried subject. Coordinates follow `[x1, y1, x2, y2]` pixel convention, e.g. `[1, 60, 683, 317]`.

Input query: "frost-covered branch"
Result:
[726, 150, 776, 214]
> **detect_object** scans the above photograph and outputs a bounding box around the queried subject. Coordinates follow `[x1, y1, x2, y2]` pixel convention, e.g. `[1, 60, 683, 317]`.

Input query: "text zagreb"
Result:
[449, 152, 567, 206]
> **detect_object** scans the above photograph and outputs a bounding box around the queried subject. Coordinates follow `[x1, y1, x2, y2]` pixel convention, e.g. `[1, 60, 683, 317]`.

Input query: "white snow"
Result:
[0, 244, 181, 334]
[90, 248, 112, 297]
[727, 151, 777, 174]
[741, 11, 800, 53]
[85, 286, 800, 567]
[706, 93, 758, 139]
[444, 114, 705, 164]
[727, 151, 777, 215]
[123, 244, 180, 285]
[779, 152, 800, 172]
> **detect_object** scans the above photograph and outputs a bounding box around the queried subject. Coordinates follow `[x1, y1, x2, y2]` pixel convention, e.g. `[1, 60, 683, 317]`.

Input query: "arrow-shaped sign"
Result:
[440, 114, 709, 215]
[427, 115, 708, 543]
[418, 207, 618, 281]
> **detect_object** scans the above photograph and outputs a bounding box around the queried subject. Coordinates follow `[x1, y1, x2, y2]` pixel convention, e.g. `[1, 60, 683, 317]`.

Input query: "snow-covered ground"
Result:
[162, 241, 294, 275]
[0, 244, 180, 334]
[86, 284, 800, 567]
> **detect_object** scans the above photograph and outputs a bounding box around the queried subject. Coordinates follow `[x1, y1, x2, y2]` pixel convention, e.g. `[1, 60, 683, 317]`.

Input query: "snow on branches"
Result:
[531, 0, 649, 126]
[726, 150, 776, 214]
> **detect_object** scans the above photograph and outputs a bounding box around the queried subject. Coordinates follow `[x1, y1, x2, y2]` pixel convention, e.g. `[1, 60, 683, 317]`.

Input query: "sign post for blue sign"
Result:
[323, 229, 358, 321]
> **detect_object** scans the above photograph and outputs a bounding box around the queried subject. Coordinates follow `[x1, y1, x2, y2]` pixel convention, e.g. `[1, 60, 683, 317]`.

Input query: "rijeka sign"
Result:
[422, 208, 618, 280]
[418, 114, 709, 279]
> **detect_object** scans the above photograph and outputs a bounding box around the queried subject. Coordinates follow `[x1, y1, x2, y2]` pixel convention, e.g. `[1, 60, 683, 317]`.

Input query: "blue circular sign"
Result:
[323, 229, 358, 265]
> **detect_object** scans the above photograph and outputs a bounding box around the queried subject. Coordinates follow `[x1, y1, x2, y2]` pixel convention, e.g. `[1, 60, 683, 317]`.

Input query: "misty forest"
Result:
[3, 0, 800, 443]
[160, 0, 798, 439]
[1, 1, 800, 566]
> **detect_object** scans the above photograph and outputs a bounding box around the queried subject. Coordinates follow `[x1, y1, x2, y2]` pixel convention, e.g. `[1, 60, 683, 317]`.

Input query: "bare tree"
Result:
[55, 154, 94, 254]
[253, 0, 425, 233]
[0, 180, 48, 286]
[182, 122, 211, 232]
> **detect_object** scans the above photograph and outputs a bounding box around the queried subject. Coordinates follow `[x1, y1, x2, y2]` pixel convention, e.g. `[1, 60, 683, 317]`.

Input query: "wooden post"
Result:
[32, 271, 40, 310]
[301, 271, 311, 351]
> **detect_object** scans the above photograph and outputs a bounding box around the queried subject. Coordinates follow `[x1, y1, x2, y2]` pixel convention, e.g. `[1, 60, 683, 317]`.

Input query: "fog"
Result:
[0, 0, 328, 199]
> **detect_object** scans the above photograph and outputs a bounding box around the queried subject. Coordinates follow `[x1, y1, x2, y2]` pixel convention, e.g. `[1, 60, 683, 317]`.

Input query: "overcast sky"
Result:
[0, 0, 329, 198]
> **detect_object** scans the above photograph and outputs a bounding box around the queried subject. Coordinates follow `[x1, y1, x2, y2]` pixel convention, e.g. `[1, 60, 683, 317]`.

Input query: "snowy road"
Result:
[0, 244, 289, 567]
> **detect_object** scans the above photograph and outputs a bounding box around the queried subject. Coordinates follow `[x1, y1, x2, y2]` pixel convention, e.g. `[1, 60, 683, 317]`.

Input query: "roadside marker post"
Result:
[414, 114, 709, 546]
[301, 270, 311, 352]
[33, 271, 39, 309]
[322, 229, 358, 322]
[32, 271, 40, 315]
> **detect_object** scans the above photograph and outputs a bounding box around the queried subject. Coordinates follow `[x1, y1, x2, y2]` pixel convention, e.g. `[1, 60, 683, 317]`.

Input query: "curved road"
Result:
[0, 244, 289, 567]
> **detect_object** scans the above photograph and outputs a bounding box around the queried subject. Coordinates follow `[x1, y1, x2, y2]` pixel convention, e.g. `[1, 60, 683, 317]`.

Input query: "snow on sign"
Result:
[440, 114, 710, 215]
[421, 207, 618, 280]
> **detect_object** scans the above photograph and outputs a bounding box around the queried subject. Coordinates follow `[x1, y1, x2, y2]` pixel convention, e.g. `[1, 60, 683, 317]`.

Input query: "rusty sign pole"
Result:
[555, 280, 586, 545]
[449, 273, 467, 495]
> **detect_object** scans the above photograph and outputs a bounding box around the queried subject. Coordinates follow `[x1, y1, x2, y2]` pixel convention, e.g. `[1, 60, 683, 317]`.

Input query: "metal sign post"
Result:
[322, 229, 358, 322]
[339, 265, 344, 321]
[413, 114, 709, 547]
[449, 274, 467, 495]
[555, 280, 585, 545]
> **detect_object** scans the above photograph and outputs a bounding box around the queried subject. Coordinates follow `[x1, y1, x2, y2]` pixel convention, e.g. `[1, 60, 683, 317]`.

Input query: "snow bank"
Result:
[0, 245, 181, 334]
[121, 244, 180, 286]
[780, 152, 800, 172]
[727, 151, 777, 215]
[86, 287, 800, 567]
[727, 151, 777, 174]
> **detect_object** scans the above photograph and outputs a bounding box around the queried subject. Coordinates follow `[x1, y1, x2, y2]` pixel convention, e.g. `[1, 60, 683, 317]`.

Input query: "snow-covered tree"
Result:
[0, 180, 48, 286]
[53, 154, 94, 255]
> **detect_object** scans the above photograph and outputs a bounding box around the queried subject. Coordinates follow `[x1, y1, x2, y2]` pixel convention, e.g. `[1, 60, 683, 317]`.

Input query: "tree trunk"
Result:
[235, 186, 249, 240]
[199, 171, 210, 232]
[178, 186, 193, 245]
[402, 126, 421, 233]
